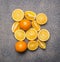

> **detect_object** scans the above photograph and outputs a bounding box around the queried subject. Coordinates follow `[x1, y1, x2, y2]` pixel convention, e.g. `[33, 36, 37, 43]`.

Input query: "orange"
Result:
[19, 19, 31, 30]
[15, 41, 27, 52]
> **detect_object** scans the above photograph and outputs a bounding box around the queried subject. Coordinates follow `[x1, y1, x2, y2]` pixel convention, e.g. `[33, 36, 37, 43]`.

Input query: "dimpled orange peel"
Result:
[15, 41, 27, 52]
[19, 19, 31, 30]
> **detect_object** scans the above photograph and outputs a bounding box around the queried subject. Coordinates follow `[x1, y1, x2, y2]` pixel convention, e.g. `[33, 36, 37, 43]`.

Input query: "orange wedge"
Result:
[12, 22, 20, 33]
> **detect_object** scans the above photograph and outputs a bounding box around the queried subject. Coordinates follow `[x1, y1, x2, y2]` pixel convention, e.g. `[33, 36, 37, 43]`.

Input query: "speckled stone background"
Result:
[0, 0, 60, 62]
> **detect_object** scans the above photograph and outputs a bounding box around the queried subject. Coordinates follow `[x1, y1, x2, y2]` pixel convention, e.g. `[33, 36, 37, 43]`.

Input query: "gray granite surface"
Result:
[0, 0, 60, 62]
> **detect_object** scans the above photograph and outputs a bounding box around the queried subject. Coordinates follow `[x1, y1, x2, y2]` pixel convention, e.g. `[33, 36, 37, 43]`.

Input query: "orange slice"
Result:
[14, 29, 25, 41]
[26, 28, 37, 40]
[37, 40, 46, 49]
[12, 9, 24, 21]
[12, 22, 20, 33]
[38, 29, 50, 41]
[36, 13, 48, 25]
[28, 41, 38, 51]
[25, 11, 36, 20]
[32, 21, 40, 31]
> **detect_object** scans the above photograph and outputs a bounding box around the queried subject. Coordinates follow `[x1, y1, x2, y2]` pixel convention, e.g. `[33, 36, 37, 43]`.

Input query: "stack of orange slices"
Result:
[11, 9, 50, 52]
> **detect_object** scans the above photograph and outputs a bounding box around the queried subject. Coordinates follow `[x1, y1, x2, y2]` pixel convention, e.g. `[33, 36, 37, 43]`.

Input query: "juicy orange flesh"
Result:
[28, 41, 38, 50]
[38, 29, 50, 41]
[14, 29, 25, 41]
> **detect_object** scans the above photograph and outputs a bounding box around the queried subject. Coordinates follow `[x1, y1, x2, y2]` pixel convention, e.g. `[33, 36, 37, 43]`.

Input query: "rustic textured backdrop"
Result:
[0, 0, 60, 62]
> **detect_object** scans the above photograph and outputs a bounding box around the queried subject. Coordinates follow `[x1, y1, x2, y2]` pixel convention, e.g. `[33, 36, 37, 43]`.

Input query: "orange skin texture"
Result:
[15, 41, 27, 52]
[19, 19, 31, 30]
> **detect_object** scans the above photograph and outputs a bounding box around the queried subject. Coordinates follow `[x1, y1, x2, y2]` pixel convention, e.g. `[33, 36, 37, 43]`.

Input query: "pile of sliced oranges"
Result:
[11, 9, 50, 53]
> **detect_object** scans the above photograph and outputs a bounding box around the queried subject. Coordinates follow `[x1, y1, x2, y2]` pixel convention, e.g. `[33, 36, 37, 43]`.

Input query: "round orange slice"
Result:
[14, 29, 25, 41]
[36, 13, 48, 25]
[38, 29, 50, 41]
[12, 9, 24, 21]
[26, 28, 37, 40]
[28, 41, 38, 51]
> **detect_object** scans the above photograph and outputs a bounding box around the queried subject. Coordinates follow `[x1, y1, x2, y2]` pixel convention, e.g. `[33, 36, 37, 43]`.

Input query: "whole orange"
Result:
[19, 19, 31, 30]
[15, 41, 27, 52]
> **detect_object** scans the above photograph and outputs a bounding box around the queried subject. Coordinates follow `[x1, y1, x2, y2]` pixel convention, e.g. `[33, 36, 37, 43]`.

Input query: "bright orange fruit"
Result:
[19, 19, 31, 30]
[15, 41, 27, 52]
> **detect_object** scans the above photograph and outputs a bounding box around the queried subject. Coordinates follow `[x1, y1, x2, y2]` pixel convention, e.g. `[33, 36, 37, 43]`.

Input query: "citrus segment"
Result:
[36, 13, 47, 25]
[14, 29, 25, 41]
[38, 29, 50, 41]
[28, 41, 38, 51]
[32, 21, 40, 31]
[12, 22, 20, 33]
[26, 28, 37, 40]
[37, 40, 46, 49]
[25, 11, 36, 20]
[12, 9, 24, 21]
